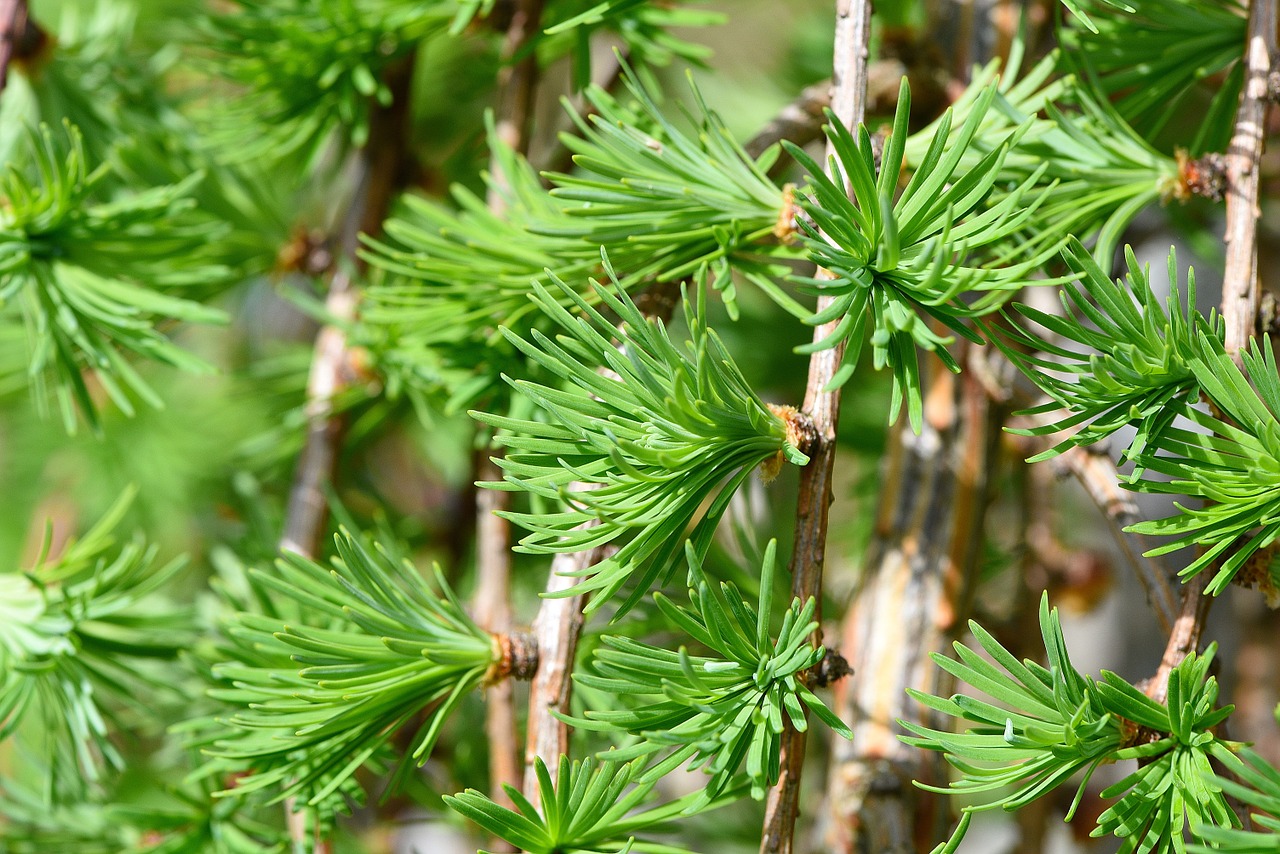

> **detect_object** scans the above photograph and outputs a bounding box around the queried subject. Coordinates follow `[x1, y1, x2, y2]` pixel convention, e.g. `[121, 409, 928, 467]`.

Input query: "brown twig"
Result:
[0, 0, 27, 98]
[475, 460, 521, 818]
[758, 3, 870, 853]
[277, 55, 416, 851]
[744, 80, 833, 161]
[1049, 444, 1180, 634]
[279, 56, 416, 559]
[1221, 0, 1276, 360]
[1143, 0, 1278, 699]
[487, 0, 545, 210]
[522, 547, 596, 793]
[474, 2, 545, 828]
[520, 282, 681, 795]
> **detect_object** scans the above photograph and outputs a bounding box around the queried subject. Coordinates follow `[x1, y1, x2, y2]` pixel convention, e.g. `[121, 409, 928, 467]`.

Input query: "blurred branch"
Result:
[760, 2, 870, 852]
[744, 80, 832, 161]
[279, 56, 415, 560]
[0, 0, 26, 98]
[478, 1, 544, 830]
[278, 54, 417, 852]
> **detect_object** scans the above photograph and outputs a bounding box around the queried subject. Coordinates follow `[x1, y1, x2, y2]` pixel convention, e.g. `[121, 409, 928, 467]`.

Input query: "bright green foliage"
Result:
[197, 0, 466, 162]
[359, 129, 601, 411]
[1090, 648, 1240, 852]
[542, 2, 723, 87]
[903, 594, 1241, 852]
[1003, 242, 1220, 464]
[445, 754, 723, 854]
[786, 78, 1056, 430]
[1192, 747, 1280, 852]
[545, 67, 803, 319]
[1056, 0, 1136, 34]
[1006, 86, 1179, 267]
[0, 783, 132, 853]
[907, 48, 1179, 269]
[1062, 0, 1247, 152]
[0, 123, 228, 432]
[0, 488, 191, 804]
[570, 541, 851, 799]
[1127, 336, 1280, 595]
[198, 532, 497, 806]
[0, 773, 291, 853]
[902, 595, 1124, 826]
[361, 67, 802, 411]
[473, 270, 806, 615]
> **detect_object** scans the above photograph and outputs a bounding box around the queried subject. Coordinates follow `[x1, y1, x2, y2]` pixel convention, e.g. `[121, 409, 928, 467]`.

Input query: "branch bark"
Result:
[0, 0, 27, 98]
[1146, 0, 1276, 698]
[476, 1, 545, 827]
[522, 547, 596, 793]
[280, 56, 416, 560]
[277, 54, 416, 852]
[759, 3, 870, 852]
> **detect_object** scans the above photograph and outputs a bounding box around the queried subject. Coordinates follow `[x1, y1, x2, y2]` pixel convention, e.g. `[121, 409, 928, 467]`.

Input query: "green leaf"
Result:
[570, 541, 847, 799]
[471, 266, 804, 615]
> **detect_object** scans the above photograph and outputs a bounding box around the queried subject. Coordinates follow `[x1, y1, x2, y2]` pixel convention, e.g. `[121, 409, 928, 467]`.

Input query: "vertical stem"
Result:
[520, 283, 679, 796]
[278, 54, 416, 851]
[0, 0, 25, 97]
[759, 3, 871, 852]
[488, 0, 546, 211]
[822, 361, 1002, 853]
[280, 56, 416, 559]
[1148, 0, 1276, 699]
[475, 459, 521, 819]
[1221, 0, 1275, 361]
[476, 0, 544, 823]
[523, 550, 594, 793]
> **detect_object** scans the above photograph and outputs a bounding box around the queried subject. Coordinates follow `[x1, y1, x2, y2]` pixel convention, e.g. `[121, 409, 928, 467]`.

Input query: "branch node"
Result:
[490, 630, 540, 683]
[811, 647, 852, 688]
[1169, 149, 1229, 202]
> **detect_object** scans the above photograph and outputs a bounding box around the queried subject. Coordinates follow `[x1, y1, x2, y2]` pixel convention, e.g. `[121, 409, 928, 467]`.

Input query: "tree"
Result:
[1, 0, 1278, 852]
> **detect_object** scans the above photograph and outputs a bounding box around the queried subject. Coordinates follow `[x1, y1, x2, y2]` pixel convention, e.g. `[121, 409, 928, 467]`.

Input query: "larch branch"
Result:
[279, 56, 415, 560]
[1147, 0, 1276, 700]
[477, 0, 545, 825]
[759, 2, 871, 852]
[278, 55, 416, 851]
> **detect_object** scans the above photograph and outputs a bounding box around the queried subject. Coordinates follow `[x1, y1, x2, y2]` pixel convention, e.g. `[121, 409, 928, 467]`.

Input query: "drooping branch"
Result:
[759, 2, 870, 852]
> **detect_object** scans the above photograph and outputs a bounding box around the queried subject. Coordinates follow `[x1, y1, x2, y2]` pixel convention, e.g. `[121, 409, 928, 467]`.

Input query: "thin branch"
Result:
[1221, 0, 1276, 360]
[475, 459, 521, 818]
[279, 56, 416, 559]
[1049, 444, 1179, 634]
[523, 547, 596, 793]
[476, 0, 545, 826]
[277, 55, 417, 851]
[520, 282, 680, 796]
[1144, 0, 1278, 697]
[0, 0, 27, 98]
[487, 0, 545, 210]
[744, 80, 832, 161]
[759, 2, 870, 852]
